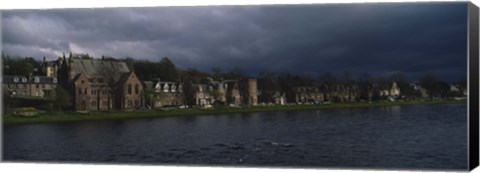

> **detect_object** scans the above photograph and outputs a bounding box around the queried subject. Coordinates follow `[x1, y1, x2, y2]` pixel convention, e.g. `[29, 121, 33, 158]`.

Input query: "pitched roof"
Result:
[3, 75, 58, 84]
[143, 81, 154, 90]
[69, 58, 130, 78]
[116, 71, 134, 85]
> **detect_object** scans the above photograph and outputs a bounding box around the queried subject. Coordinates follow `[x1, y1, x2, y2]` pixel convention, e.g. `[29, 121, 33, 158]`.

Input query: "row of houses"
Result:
[142, 77, 258, 108]
[3, 75, 57, 99]
[4, 56, 259, 111]
[257, 82, 401, 105]
[3, 56, 467, 111]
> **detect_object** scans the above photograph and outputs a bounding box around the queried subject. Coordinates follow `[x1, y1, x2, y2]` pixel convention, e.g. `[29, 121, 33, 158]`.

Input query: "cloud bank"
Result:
[2, 3, 468, 81]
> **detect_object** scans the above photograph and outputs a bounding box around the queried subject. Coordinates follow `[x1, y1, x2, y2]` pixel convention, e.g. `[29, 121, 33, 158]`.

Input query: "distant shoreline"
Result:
[3, 100, 465, 125]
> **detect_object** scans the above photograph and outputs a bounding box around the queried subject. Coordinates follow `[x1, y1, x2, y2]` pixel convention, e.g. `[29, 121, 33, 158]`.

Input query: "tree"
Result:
[207, 89, 223, 104]
[223, 67, 246, 79]
[52, 86, 71, 111]
[357, 74, 374, 101]
[317, 72, 338, 101]
[389, 73, 407, 84]
[258, 71, 281, 103]
[3, 57, 35, 76]
[389, 73, 416, 98]
[211, 67, 223, 80]
[419, 73, 439, 99]
[159, 57, 178, 81]
[144, 88, 165, 108]
[99, 63, 121, 110]
[180, 74, 196, 106]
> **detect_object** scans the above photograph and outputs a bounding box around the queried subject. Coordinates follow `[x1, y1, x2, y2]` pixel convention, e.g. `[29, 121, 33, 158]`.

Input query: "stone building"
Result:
[3, 75, 58, 99]
[193, 84, 214, 106]
[143, 80, 184, 108]
[380, 81, 401, 98]
[258, 90, 286, 105]
[329, 84, 359, 102]
[193, 78, 258, 106]
[241, 79, 258, 106]
[410, 82, 428, 98]
[58, 57, 144, 111]
[289, 86, 324, 104]
[41, 57, 62, 77]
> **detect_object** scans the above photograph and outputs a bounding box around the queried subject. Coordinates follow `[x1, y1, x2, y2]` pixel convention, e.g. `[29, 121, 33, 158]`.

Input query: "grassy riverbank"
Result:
[3, 99, 465, 125]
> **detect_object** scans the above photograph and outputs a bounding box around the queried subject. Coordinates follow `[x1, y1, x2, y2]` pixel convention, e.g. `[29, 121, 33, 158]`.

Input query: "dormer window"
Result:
[34, 77, 40, 83]
[171, 85, 176, 92]
[53, 77, 58, 83]
[163, 84, 169, 92]
[14, 77, 19, 83]
[22, 77, 27, 83]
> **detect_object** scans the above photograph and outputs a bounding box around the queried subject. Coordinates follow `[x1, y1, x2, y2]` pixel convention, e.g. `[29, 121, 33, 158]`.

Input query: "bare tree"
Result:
[98, 62, 121, 110]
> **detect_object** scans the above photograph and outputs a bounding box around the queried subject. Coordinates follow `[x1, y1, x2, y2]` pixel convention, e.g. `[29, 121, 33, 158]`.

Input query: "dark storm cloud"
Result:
[1, 3, 468, 82]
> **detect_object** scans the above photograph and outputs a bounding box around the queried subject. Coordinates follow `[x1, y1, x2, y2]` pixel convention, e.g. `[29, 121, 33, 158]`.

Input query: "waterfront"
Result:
[3, 103, 467, 170]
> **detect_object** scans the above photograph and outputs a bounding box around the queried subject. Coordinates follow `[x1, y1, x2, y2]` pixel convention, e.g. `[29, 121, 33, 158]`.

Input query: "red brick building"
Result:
[59, 57, 144, 111]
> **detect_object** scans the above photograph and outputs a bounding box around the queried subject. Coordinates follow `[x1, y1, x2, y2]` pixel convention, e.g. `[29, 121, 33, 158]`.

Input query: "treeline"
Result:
[2, 52, 42, 76]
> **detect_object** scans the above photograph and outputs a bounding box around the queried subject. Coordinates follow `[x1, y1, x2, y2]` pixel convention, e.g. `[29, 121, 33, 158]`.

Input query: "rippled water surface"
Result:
[3, 103, 468, 170]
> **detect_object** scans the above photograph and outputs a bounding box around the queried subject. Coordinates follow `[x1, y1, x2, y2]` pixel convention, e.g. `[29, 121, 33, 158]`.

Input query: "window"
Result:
[81, 80, 85, 84]
[36, 84, 39, 89]
[102, 101, 108, 107]
[14, 77, 19, 82]
[91, 89, 96, 95]
[128, 84, 132, 95]
[34, 77, 40, 83]
[135, 99, 140, 107]
[135, 84, 139, 94]
[91, 101, 97, 107]
[78, 88, 82, 95]
[84, 88, 88, 95]
[128, 99, 133, 108]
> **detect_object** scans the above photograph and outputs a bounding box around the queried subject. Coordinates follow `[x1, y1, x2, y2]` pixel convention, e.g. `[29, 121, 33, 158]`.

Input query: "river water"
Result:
[3, 103, 468, 170]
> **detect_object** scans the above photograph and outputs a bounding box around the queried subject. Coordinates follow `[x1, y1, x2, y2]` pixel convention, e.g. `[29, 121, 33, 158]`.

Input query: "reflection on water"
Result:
[3, 103, 467, 170]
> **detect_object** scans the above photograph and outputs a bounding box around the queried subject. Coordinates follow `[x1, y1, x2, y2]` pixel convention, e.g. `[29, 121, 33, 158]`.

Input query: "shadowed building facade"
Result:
[3, 75, 58, 99]
[58, 57, 144, 111]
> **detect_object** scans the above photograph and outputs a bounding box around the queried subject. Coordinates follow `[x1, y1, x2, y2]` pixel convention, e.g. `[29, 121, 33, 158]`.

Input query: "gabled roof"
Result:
[3, 75, 58, 84]
[116, 71, 135, 85]
[143, 81, 154, 90]
[72, 73, 88, 84]
[69, 58, 130, 78]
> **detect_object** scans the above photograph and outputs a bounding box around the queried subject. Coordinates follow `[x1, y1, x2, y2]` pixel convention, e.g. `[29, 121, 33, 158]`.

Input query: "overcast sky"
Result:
[1, 2, 468, 82]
